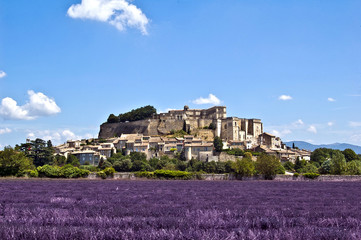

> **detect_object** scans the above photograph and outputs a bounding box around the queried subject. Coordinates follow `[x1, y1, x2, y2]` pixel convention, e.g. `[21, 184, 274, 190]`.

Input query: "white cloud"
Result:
[327, 121, 334, 127]
[0, 128, 11, 135]
[0, 71, 6, 78]
[0, 90, 61, 120]
[349, 121, 361, 127]
[292, 119, 304, 127]
[159, 108, 175, 113]
[192, 94, 221, 105]
[278, 95, 292, 101]
[26, 129, 85, 145]
[271, 129, 291, 137]
[327, 97, 336, 102]
[307, 125, 317, 134]
[67, 0, 149, 35]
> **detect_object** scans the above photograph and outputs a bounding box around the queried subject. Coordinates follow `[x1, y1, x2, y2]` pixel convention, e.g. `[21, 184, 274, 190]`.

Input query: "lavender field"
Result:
[1, 180, 361, 239]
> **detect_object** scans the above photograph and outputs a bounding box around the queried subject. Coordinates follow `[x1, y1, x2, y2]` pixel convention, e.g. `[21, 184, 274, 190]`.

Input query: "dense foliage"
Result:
[255, 154, 282, 180]
[107, 105, 157, 123]
[0, 147, 34, 176]
[213, 136, 223, 152]
[1, 180, 361, 239]
[16, 138, 54, 166]
[37, 164, 90, 178]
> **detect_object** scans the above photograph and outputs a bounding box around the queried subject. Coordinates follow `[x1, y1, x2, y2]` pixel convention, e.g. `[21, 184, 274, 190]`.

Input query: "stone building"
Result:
[154, 105, 263, 143]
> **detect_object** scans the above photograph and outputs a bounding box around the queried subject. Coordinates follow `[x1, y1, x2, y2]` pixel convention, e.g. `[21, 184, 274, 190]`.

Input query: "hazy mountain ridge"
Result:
[284, 141, 361, 154]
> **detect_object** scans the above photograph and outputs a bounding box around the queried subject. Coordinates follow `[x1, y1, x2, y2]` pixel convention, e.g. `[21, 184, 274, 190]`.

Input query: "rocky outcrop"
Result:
[98, 119, 185, 138]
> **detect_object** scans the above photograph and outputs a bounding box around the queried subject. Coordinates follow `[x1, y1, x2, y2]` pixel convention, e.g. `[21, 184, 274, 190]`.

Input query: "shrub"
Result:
[37, 164, 89, 178]
[25, 169, 38, 178]
[79, 165, 99, 172]
[303, 173, 320, 179]
[97, 171, 107, 179]
[277, 164, 286, 174]
[134, 171, 155, 178]
[37, 165, 62, 178]
[293, 172, 299, 177]
[61, 164, 90, 178]
[103, 167, 115, 177]
[154, 170, 193, 180]
[135, 170, 193, 180]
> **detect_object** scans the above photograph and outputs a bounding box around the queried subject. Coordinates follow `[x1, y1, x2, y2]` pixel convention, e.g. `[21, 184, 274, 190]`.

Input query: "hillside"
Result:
[285, 141, 361, 154]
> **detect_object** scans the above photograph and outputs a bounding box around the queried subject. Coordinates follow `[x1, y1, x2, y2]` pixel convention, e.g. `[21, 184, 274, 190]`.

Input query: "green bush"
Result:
[37, 164, 89, 178]
[79, 165, 99, 172]
[103, 167, 115, 177]
[277, 164, 286, 174]
[37, 165, 62, 178]
[134, 170, 193, 180]
[134, 171, 155, 178]
[293, 172, 299, 177]
[154, 170, 193, 180]
[303, 173, 320, 179]
[25, 169, 38, 178]
[97, 171, 107, 179]
[61, 164, 90, 178]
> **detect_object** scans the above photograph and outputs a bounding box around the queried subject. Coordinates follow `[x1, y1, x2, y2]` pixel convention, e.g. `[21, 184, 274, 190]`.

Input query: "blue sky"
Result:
[0, 0, 360, 148]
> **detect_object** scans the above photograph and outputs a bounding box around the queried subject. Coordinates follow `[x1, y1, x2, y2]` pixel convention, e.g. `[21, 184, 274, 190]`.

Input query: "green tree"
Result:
[311, 148, 331, 165]
[299, 162, 318, 173]
[113, 159, 132, 172]
[16, 138, 54, 167]
[342, 149, 359, 162]
[255, 154, 281, 180]
[53, 154, 66, 166]
[213, 136, 223, 152]
[66, 154, 80, 167]
[203, 161, 217, 173]
[330, 151, 346, 175]
[232, 157, 255, 178]
[209, 122, 216, 130]
[116, 105, 157, 123]
[130, 152, 147, 162]
[294, 158, 307, 173]
[346, 160, 361, 175]
[100, 160, 113, 170]
[0, 147, 34, 176]
[283, 161, 295, 172]
[107, 114, 119, 123]
[319, 160, 331, 174]
[131, 160, 152, 171]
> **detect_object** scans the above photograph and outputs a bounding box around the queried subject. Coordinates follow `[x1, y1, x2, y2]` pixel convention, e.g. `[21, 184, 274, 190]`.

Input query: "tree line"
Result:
[107, 105, 157, 123]
[283, 148, 361, 175]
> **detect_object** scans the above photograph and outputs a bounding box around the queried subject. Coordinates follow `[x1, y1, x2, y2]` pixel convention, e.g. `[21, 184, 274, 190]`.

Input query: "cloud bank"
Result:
[67, 0, 149, 35]
[0, 90, 61, 120]
[192, 94, 221, 105]
[349, 121, 361, 127]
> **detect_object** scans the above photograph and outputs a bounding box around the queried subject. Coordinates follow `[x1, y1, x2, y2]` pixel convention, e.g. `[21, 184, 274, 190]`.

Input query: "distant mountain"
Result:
[284, 141, 361, 154]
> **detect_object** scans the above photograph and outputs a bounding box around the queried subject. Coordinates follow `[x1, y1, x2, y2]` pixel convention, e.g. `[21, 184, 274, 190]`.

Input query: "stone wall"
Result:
[99, 120, 153, 139]
[218, 152, 239, 162]
[99, 119, 185, 138]
[88, 173, 361, 181]
[274, 175, 361, 182]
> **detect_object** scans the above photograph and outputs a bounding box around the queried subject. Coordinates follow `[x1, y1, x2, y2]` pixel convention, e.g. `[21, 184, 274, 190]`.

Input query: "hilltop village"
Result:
[55, 106, 311, 165]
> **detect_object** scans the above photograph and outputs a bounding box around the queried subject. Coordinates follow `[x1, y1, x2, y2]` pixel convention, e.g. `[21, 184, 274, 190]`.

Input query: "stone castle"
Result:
[99, 105, 263, 143]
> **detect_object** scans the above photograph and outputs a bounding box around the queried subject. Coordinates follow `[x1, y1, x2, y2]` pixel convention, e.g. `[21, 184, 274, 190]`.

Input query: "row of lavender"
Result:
[1, 180, 361, 239]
